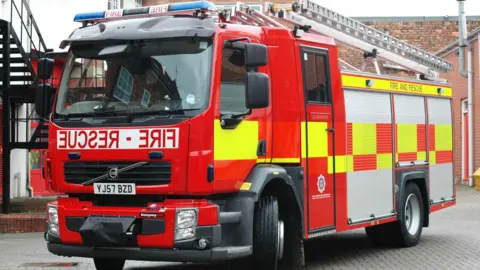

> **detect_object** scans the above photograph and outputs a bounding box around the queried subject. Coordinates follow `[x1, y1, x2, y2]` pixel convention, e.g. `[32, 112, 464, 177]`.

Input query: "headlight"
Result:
[48, 223, 59, 236]
[175, 209, 197, 241]
[46, 203, 59, 237]
[48, 204, 58, 224]
[176, 209, 197, 229]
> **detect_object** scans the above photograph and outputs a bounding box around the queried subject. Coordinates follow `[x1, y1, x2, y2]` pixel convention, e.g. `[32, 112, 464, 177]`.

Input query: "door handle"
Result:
[326, 128, 334, 132]
[257, 139, 267, 156]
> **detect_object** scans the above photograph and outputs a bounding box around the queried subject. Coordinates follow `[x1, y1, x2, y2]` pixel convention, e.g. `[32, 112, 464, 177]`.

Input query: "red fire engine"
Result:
[36, 1, 456, 269]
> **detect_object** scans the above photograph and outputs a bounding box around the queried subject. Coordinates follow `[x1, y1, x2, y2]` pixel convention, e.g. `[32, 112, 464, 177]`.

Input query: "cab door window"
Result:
[219, 47, 248, 115]
[302, 51, 331, 104]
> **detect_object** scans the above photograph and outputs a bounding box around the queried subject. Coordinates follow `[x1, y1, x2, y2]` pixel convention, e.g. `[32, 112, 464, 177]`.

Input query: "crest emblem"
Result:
[317, 175, 326, 193]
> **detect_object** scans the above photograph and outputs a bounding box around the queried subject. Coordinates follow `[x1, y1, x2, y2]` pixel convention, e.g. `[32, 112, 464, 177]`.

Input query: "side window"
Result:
[302, 51, 331, 103]
[219, 47, 248, 114]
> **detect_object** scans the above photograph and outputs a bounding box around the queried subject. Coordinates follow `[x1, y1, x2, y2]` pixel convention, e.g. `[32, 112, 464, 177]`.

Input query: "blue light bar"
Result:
[73, 1, 217, 22]
[73, 11, 105, 22]
[168, 1, 216, 11]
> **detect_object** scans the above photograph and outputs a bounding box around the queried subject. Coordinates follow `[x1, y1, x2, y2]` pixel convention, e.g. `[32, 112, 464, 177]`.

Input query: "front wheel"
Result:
[252, 196, 284, 270]
[93, 258, 125, 270]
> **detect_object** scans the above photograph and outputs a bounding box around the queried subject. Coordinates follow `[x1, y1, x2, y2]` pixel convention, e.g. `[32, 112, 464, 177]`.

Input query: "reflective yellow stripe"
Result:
[301, 122, 328, 158]
[352, 123, 376, 155]
[341, 74, 453, 97]
[429, 151, 436, 165]
[377, 153, 393, 169]
[435, 124, 453, 151]
[417, 151, 426, 161]
[214, 120, 258, 161]
[346, 156, 354, 172]
[328, 156, 348, 174]
[271, 158, 301, 163]
[397, 124, 417, 153]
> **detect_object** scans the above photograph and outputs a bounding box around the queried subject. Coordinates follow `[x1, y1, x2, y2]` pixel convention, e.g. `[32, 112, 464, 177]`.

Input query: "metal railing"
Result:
[10, 0, 49, 60]
[8, 0, 51, 145]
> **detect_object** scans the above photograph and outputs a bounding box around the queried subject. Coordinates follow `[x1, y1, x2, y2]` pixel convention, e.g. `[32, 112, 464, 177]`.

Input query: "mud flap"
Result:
[78, 216, 136, 247]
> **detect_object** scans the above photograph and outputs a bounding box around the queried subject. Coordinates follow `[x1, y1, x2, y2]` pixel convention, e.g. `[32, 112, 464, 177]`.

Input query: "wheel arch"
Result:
[243, 164, 305, 235]
[396, 169, 430, 228]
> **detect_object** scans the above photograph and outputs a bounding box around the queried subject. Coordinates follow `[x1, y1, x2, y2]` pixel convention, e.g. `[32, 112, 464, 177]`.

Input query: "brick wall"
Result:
[338, 20, 480, 75]
[442, 46, 472, 182]
[442, 40, 480, 183]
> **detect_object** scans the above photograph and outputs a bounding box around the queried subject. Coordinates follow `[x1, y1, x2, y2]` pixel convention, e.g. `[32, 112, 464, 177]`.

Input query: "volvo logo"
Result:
[107, 167, 119, 180]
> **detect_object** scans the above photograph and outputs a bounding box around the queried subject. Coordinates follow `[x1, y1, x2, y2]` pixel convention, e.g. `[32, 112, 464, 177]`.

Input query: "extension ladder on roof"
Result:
[221, 2, 361, 72]
[226, 1, 453, 82]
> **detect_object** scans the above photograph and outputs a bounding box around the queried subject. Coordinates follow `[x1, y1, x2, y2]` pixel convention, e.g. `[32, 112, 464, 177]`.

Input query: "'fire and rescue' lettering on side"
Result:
[56, 128, 179, 149]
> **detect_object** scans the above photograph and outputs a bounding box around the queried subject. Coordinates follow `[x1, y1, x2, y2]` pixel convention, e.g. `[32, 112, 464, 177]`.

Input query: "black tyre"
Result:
[93, 258, 125, 270]
[395, 182, 424, 247]
[365, 222, 396, 246]
[279, 214, 305, 270]
[252, 196, 283, 270]
[365, 182, 424, 247]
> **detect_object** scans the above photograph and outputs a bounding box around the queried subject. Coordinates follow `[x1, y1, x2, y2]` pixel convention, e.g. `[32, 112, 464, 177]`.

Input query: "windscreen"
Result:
[55, 39, 213, 119]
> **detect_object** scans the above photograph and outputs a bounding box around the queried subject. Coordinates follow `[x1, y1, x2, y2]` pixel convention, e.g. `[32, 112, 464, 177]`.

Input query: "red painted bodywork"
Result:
[53, 198, 218, 247]
[46, 19, 455, 247]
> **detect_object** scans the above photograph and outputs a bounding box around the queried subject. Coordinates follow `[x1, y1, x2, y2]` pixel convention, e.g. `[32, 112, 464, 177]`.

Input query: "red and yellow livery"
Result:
[36, 2, 455, 270]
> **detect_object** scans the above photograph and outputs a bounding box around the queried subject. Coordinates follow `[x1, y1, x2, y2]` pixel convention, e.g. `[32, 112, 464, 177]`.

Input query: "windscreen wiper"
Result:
[123, 108, 201, 122]
[56, 110, 130, 120]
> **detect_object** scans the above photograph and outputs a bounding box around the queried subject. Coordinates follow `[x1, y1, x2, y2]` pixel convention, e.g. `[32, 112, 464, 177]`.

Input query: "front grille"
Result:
[64, 161, 172, 186]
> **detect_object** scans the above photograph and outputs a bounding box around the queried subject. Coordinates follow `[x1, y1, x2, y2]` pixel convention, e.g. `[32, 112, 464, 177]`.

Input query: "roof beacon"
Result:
[73, 1, 217, 23]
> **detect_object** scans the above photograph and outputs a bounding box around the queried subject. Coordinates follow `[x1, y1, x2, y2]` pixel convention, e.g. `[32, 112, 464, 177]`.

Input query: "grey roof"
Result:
[59, 16, 215, 49]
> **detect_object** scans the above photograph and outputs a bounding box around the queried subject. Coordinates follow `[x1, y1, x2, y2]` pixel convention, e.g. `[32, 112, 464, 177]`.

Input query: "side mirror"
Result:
[37, 57, 54, 80]
[35, 84, 55, 118]
[244, 43, 268, 67]
[245, 72, 269, 109]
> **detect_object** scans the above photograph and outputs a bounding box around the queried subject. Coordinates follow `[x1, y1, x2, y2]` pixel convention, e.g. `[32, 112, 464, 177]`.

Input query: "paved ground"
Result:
[0, 185, 479, 270]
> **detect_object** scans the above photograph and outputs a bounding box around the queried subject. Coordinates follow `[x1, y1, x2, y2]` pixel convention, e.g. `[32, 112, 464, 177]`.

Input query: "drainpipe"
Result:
[458, 0, 473, 186]
[467, 43, 473, 187]
[458, 0, 468, 78]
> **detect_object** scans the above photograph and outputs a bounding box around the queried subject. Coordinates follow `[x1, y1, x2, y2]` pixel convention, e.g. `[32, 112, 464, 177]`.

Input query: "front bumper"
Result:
[45, 196, 254, 262]
[47, 243, 252, 262]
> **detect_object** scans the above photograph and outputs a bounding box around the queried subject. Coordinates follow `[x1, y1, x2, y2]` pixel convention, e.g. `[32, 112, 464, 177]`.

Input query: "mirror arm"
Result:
[223, 37, 251, 50]
[230, 109, 252, 119]
[219, 113, 246, 130]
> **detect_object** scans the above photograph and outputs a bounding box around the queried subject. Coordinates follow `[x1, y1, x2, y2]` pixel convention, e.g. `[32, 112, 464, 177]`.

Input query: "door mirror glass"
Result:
[245, 72, 269, 109]
[35, 84, 55, 118]
[37, 58, 55, 80]
[223, 40, 268, 67]
[244, 43, 268, 67]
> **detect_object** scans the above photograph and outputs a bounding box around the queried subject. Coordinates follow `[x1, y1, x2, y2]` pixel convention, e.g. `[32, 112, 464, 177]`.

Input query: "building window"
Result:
[108, 0, 124, 9]
[216, 3, 262, 12]
[113, 67, 134, 104]
[135, 0, 142, 7]
[219, 47, 248, 114]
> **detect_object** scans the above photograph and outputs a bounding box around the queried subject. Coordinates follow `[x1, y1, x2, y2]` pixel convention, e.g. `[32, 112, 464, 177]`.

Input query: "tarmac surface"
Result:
[0, 185, 478, 270]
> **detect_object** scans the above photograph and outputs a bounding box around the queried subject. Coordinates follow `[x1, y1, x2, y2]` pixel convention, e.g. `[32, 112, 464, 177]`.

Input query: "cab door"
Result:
[212, 35, 270, 192]
[300, 46, 336, 232]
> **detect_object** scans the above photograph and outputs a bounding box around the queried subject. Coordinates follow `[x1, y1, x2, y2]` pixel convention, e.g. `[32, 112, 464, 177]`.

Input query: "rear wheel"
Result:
[365, 182, 424, 247]
[252, 196, 284, 270]
[396, 182, 424, 247]
[93, 258, 125, 270]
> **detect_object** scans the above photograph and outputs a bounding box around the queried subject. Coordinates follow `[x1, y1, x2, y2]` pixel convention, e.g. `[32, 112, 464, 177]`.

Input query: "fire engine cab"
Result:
[37, 1, 456, 269]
